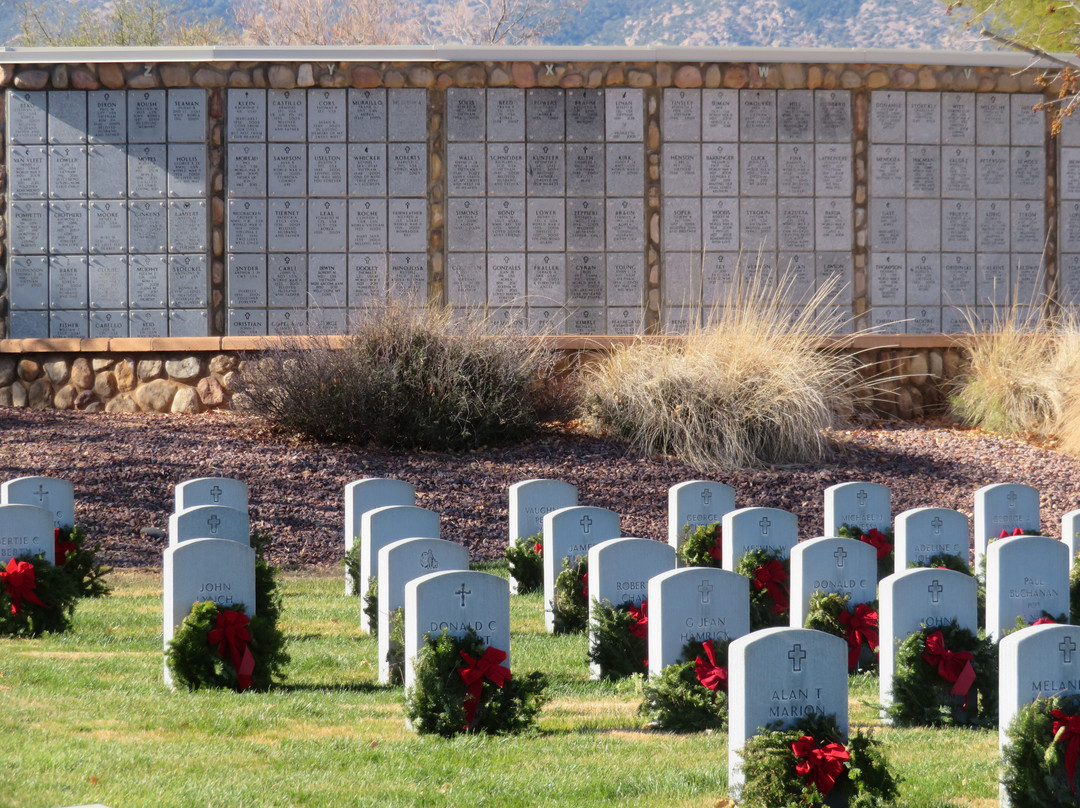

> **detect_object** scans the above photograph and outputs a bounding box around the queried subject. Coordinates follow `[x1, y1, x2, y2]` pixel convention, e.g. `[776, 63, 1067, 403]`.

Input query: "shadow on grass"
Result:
[272, 681, 396, 694]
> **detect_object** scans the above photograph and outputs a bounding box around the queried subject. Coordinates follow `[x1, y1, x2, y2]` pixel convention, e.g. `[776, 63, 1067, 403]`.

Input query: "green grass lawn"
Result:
[0, 569, 999, 808]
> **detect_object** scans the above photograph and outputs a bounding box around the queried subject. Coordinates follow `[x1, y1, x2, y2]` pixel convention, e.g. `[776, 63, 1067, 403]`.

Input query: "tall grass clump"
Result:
[237, 304, 562, 450]
[579, 269, 869, 472]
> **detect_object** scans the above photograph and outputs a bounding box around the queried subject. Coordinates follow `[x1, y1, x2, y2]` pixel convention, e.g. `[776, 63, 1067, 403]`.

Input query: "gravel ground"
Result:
[2, 407, 1079, 569]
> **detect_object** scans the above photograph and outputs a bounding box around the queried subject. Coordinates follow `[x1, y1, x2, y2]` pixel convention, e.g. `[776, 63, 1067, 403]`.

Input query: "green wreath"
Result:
[552, 555, 589, 634]
[384, 606, 405, 686]
[363, 575, 379, 637]
[735, 548, 790, 630]
[677, 522, 723, 568]
[56, 525, 111, 599]
[589, 598, 648, 681]
[836, 523, 894, 581]
[342, 545, 361, 596]
[1002, 693, 1080, 807]
[886, 620, 997, 727]
[505, 532, 543, 594]
[737, 712, 899, 808]
[1070, 553, 1080, 624]
[404, 627, 548, 737]
[639, 638, 729, 732]
[803, 592, 879, 674]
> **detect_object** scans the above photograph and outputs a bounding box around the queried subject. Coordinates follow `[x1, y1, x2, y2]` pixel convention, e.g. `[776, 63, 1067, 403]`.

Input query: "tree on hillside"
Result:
[14, 0, 234, 45]
[431, 0, 582, 45]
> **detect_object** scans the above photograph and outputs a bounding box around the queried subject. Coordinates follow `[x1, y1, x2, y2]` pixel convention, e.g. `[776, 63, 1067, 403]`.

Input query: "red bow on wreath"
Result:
[458, 646, 511, 727]
[752, 560, 789, 614]
[207, 608, 256, 692]
[694, 639, 728, 692]
[627, 600, 648, 639]
[1051, 709, 1080, 794]
[921, 630, 976, 706]
[998, 527, 1026, 539]
[792, 735, 850, 797]
[533, 542, 543, 556]
[838, 603, 879, 671]
[707, 527, 723, 562]
[54, 528, 77, 567]
[581, 572, 588, 601]
[0, 558, 47, 615]
[1034, 617, 1058, 626]
[860, 528, 892, 560]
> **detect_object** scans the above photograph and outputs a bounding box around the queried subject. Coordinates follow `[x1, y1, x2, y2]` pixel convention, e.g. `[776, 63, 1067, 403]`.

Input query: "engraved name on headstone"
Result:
[348, 198, 387, 251]
[128, 145, 167, 198]
[388, 198, 427, 252]
[7, 91, 48, 144]
[307, 89, 346, 142]
[168, 89, 206, 142]
[268, 254, 307, 307]
[228, 143, 267, 198]
[88, 255, 128, 309]
[49, 200, 89, 254]
[348, 88, 386, 142]
[87, 90, 126, 143]
[228, 89, 266, 142]
[308, 198, 347, 253]
[9, 146, 47, 199]
[567, 89, 604, 142]
[267, 89, 306, 141]
[88, 199, 127, 254]
[387, 142, 426, 197]
[168, 144, 207, 198]
[168, 255, 208, 308]
[128, 90, 166, 143]
[268, 143, 305, 197]
[387, 88, 427, 142]
[228, 253, 267, 307]
[168, 199, 207, 253]
[49, 255, 89, 308]
[606, 88, 643, 142]
[129, 254, 168, 308]
[48, 145, 87, 199]
[487, 88, 525, 142]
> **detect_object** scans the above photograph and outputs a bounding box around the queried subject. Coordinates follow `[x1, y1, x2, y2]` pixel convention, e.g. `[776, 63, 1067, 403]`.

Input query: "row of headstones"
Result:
[0, 475, 77, 562]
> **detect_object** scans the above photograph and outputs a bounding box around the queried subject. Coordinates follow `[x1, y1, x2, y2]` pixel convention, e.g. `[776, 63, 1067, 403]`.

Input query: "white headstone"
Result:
[162, 537, 256, 685]
[985, 535, 1069, 641]
[878, 568, 978, 715]
[359, 505, 440, 632]
[587, 537, 677, 678]
[542, 506, 620, 632]
[974, 483, 1039, 570]
[789, 537, 877, 627]
[1, 476, 75, 530]
[0, 503, 55, 563]
[999, 624, 1080, 749]
[721, 507, 798, 571]
[174, 477, 249, 515]
[508, 478, 578, 594]
[823, 481, 891, 536]
[377, 537, 469, 684]
[168, 505, 250, 546]
[1064, 509, 1080, 571]
[343, 478, 416, 594]
[728, 627, 849, 793]
[647, 567, 750, 675]
[403, 570, 510, 690]
[894, 507, 970, 572]
[668, 480, 737, 555]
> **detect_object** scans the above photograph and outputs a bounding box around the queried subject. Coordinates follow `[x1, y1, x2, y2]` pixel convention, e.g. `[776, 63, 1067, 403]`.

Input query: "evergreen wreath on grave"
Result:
[342, 545, 361, 599]
[836, 523, 894, 580]
[505, 532, 543, 594]
[1071, 553, 1080, 624]
[886, 620, 997, 727]
[1000, 614, 1068, 638]
[737, 711, 898, 808]
[803, 592, 879, 674]
[384, 606, 405, 686]
[552, 555, 589, 634]
[589, 598, 648, 680]
[404, 626, 548, 737]
[0, 525, 110, 637]
[677, 522, 724, 568]
[165, 529, 289, 691]
[1002, 693, 1080, 808]
[735, 548, 790, 630]
[363, 575, 379, 638]
[639, 638, 730, 732]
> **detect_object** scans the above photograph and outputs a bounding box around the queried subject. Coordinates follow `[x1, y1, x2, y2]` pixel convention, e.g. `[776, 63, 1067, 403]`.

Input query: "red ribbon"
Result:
[533, 542, 543, 556]
[458, 646, 511, 727]
[1, 558, 48, 614]
[1034, 617, 1058, 626]
[54, 528, 76, 567]
[838, 603, 879, 671]
[1051, 709, 1080, 793]
[792, 736, 850, 797]
[860, 528, 892, 560]
[581, 572, 588, 601]
[998, 527, 1027, 539]
[752, 559, 789, 613]
[207, 608, 256, 691]
[921, 630, 976, 705]
[627, 600, 648, 639]
[694, 640, 728, 692]
[706, 526, 723, 561]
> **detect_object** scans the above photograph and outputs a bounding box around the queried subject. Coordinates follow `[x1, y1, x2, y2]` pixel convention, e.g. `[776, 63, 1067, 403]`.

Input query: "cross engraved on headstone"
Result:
[210, 485, 222, 503]
[834, 546, 847, 568]
[1062, 636, 1077, 664]
[856, 490, 868, 508]
[928, 579, 943, 604]
[208, 515, 220, 534]
[580, 515, 593, 534]
[34, 484, 47, 503]
[759, 517, 771, 535]
[931, 517, 943, 534]
[1008, 491, 1018, 508]
[788, 643, 807, 672]
[701, 488, 713, 506]
[456, 583, 472, 608]
[698, 579, 714, 604]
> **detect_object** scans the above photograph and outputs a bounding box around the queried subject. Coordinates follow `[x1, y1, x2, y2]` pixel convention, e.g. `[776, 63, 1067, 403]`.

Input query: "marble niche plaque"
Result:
[567, 253, 604, 306]
[942, 92, 975, 145]
[267, 309, 305, 336]
[348, 199, 387, 252]
[606, 144, 644, 196]
[49, 256, 88, 308]
[448, 198, 486, 252]
[703, 252, 738, 304]
[228, 143, 267, 198]
[870, 145, 905, 197]
[606, 198, 644, 251]
[447, 88, 486, 142]
[907, 145, 940, 197]
[48, 146, 87, 199]
[168, 89, 206, 142]
[906, 199, 941, 252]
[777, 90, 813, 142]
[815, 90, 851, 142]
[778, 199, 814, 251]
[607, 253, 644, 306]
[527, 253, 565, 306]
[566, 89, 604, 142]
[663, 143, 701, 195]
[168, 255, 208, 308]
[226, 199, 267, 253]
[870, 198, 905, 251]
[49, 201, 89, 254]
[227, 253, 267, 307]
[741, 144, 776, 196]
[268, 144, 305, 197]
[487, 88, 525, 142]
[128, 308, 167, 336]
[526, 198, 565, 252]
[1011, 147, 1045, 200]
[704, 143, 739, 196]
[88, 199, 127, 254]
[89, 255, 128, 309]
[7, 91, 48, 144]
[664, 89, 701, 142]
[527, 143, 565, 196]
[87, 90, 126, 143]
[447, 143, 485, 196]
[907, 253, 941, 305]
[128, 145, 167, 198]
[267, 89, 306, 141]
[9, 146, 47, 199]
[487, 198, 526, 252]
[607, 307, 643, 335]
[977, 94, 1010, 145]
[9, 311, 48, 338]
[348, 88, 386, 142]
[702, 89, 739, 142]
[349, 143, 387, 196]
[168, 199, 207, 253]
[942, 146, 975, 198]
[871, 253, 905, 305]
[487, 253, 526, 306]
[228, 90, 267, 142]
[977, 146, 1010, 198]
[605, 89, 643, 142]
[976, 200, 1010, 252]
[168, 145, 207, 198]
[816, 252, 853, 305]
[1011, 200, 1046, 253]
[227, 309, 267, 337]
[1010, 94, 1044, 147]
[942, 200, 975, 252]
[567, 143, 604, 196]
[777, 144, 812, 197]
[308, 143, 347, 197]
[740, 90, 777, 141]
[50, 310, 89, 338]
[488, 143, 526, 196]
[976, 253, 1010, 306]
[739, 198, 776, 252]
[907, 93, 941, 144]
[816, 144, 851, 197]
[387, 142, 426, 197]
[388, 254, 427, 304]
[10, 201, 48, 254]
[388, 198, 427, 252]
[941, 252, 976, 307]
[307, 254, 347, 307]
[816, 198, 851, 251]
[48, 92, 87, 144]
[387, 88, 427, 142]
[129, 254, 168, 309]
[268, 199, 307, 252]
[268, 254, 307, 308]
[128, 90, 166, 143]
[9, 256, 48, 309]
[308, 199, 348, 253]
[447, 253, 485, 308]
[307, 89, 346, 142]
[567, 198, 604, 251]
[87, 144, 128, 200]
[169, 309, 209, 337]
